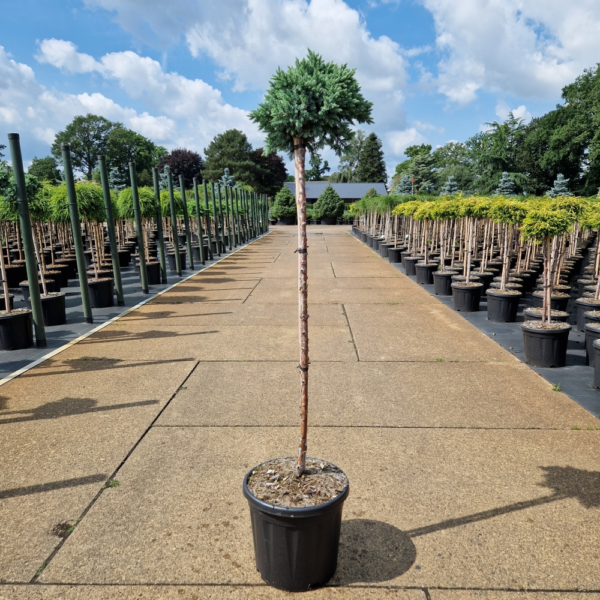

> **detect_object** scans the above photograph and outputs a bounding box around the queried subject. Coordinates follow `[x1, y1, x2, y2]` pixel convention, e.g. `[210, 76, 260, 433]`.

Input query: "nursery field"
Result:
[1, 225, 599, 598]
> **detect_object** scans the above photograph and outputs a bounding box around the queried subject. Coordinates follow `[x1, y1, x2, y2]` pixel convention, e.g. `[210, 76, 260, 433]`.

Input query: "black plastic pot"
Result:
[243, 461, 349, 592]
[44, 271, 62, 293]
[531, 292, 570, 312]
[584, 310, 600, 327]
[486, 290, 521, 322]
[56, 257, 77, 279]
[388, 248, 403, 263]
[379, 243, 392, 258]
[575, 298, 600, 331]
[321, 217, 337, 225]
[405, 256, 423, 276]
[0, 310, 33, 350]
[521, 322, 571, 368]
[83, 250, 93, 268]
[146, 261, 161, 285]
[4, 264, 27, 288]
[21, 279, 56, 306]
[278, 217, 296, 225]
[40, 293, 67, 326]
[118, 249, 131, 267]
[360, 232, 367, 243]
[0, 294, 14, 311]
[584, 323, 600, 366]
[451, 283, 483, 312]
[433, 271, 457, 296]
[415, 263, 438, 285]
[367, 236, 375, 248]
[88, 278, 114, 308]
[594, 339, 600, 388]
[167, 250, 187, 271]
[524, 308, 569, 322]
[475, 271, 495, 295]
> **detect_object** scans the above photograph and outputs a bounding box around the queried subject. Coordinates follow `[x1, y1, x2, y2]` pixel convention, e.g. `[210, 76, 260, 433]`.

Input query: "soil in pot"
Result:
[524, 307, 569, 322]
[0, 309, 33, 350]
[244, 457, 349, 592]
[415, 262, 438, 285]
[521, 320, 571, 368]
[21, 279, 56, 307]
[486, 289, 522, 322]
[584, 310, 600, 327]
[88, 278, 114, 308]
[433, 270, 458, 296]
[40, 292, 67, 326]
[451, 282, 483, 312]
[575, 297, 600, 331]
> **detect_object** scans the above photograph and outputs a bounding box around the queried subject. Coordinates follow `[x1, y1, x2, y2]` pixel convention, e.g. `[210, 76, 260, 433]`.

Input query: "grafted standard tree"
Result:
[250, 50, 372, 476]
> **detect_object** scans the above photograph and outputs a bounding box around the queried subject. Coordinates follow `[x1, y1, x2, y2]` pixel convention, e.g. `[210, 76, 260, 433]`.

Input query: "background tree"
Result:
[203, 129, 258, 186]
[392, 144, 432, 188]
[270, 187, 296, 220]
[547, 174, 573, 197]
[109, 167, 127, 191]
[440, 175, 459, 195]
[328, 129, 367, 182]
[251, 148, 288, 196]
[394, 174, 413, 195]
[312, 185, 344, 219]
[51, 114, 116, 179]
[250, 50, 372, 477]
[28, 156, 60, 182]
[354, 132, 386, 183]
[495, 172, 517, 196]
[305, 152, 330, 181]
[410, 151, 435, 192]
[432, 142, 474, 192]
[158, 148, 203, 189]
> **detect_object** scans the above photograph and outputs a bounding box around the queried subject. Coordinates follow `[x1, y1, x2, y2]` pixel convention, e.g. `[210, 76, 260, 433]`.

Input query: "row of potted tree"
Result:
[352, 193, 600, 370]
[0, 137, 268, 351]
[271, 185, 352, 225]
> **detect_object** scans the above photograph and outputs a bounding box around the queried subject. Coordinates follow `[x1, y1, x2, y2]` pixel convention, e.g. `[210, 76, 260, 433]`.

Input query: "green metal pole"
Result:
[234, 189, 243, 244]
[202, 180, 214, 260]
[251, 192, 256, 238]
[152, 168, 167, 284]
[216, 184, 226, 251]
[179, 175, 194, 270]
[232, 188, 240, 246]
[98, 155, 124, 306]
[61, 143, 93, 325]
[167, 168, 182, 275]
[243, 190, 250, 240]
[193, 178, 205, 265]
[129, 162, 148, 293]
[224, 185, 233, 250]
[211, 182, 222, 256]
[8, 133, 47, 344]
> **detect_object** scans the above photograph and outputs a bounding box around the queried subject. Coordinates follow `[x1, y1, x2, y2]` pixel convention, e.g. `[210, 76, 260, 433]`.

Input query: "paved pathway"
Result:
[1, 226, 600, 599]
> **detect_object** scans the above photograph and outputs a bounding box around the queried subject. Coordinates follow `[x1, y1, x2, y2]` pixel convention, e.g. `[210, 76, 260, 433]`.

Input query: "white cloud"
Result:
[387, 128, 427, 156]
[421, 0, 600, 105]
[413, 120, 444, 133]
[495, 99, 532, 124]
[82, 0, 410, 133]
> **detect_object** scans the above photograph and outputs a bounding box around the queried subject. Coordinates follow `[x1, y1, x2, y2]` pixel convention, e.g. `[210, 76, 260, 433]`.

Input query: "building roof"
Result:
[284, 182, 387, 200]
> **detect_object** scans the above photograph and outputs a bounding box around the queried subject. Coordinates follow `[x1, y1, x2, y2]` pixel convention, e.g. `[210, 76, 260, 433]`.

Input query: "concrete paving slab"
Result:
[40, 427, 600, 592]
[332, 263, 403, 278]
[156, 361, 599, 429]
[0, 358, 196, 582]
[345, 304, 513, 363]
[0, 585, 425, 599]
[431, 594, 600, 600]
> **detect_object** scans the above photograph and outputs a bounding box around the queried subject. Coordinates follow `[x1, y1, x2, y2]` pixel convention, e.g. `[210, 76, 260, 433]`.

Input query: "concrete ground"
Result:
[1, 225, 599, 599]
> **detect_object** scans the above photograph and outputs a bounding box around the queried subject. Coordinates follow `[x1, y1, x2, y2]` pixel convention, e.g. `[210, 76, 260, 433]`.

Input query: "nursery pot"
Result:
[475, 271, 495, 295]
[521, 322, 571, 368]
[594, 339, 600, 389]
[523, 308, 569, 323]
[321, 217, 337, 225]
[415, 263, 438, 285]
[167, 250, 187, 271]
[4, 264, 27, 288]
[388, 247, 403, 264]
[0, 294, 14, 311]
[584, 310, 600, 327]
[118, 249, 131, 267]
[404, 256, 424, 276]
[531, 292, 570, 312]
[243, 461, 349, 592]
[88, 278, 114, 309]
[278, 217, 296, 225]
[40, 293, 67, 327]
[0, 309, 34, 350]
[145, 261, 161, 285]
[56, 257, 77, 279]
[21, 280, 56, 307]
[451, 282, 483, 312]
[584, 323, 600, 367]
[486, 290, 521, 323]
[433, 271, 457, 296]
[48, 263, 70, 288]
[575, 298, 600, 332]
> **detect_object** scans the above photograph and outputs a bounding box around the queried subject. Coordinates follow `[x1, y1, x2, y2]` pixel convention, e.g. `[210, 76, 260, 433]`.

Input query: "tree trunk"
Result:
[294, 137, 309, 479]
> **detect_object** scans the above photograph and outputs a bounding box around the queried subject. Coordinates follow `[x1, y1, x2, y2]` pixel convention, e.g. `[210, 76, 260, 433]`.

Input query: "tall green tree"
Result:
[355, 132, 386, 183]
[250, 50, 372, 477]
[328, 129, 367, 182]
[203, 129, 259, 186]
[251, 148, 288, 196]
[305, 152, 330, 181]
[51, 114, 116, 180]
[392, 144, 432, 188]
[410, 151, 435, 192]
[28, 156, 60, 182]
[158, 148, 203, 189]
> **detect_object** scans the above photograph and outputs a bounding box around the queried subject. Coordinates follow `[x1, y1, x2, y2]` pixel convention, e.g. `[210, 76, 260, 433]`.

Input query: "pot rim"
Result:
[243, 458, 349, 519]
[0, 308, 32, 320]
[521, 321, 572, 333]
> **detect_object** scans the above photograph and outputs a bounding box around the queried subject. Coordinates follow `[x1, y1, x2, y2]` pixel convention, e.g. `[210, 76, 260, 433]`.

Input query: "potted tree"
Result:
[271, 187, 297, 225]
[520, 208, 574, 367]
[248, 51, 372, 591]
[313, 185, 344, 225]
[431, 200, 459, 295]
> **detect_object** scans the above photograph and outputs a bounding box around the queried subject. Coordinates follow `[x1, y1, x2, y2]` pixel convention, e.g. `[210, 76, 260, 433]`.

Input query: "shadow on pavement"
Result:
[0, 474, 108, 500]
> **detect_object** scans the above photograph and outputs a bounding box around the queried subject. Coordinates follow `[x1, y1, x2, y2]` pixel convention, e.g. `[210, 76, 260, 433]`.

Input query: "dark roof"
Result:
[284, 182, 387, 200]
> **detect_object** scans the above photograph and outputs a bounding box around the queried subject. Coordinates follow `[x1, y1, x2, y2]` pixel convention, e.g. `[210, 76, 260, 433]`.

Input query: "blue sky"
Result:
[1, 0, 597, 178]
